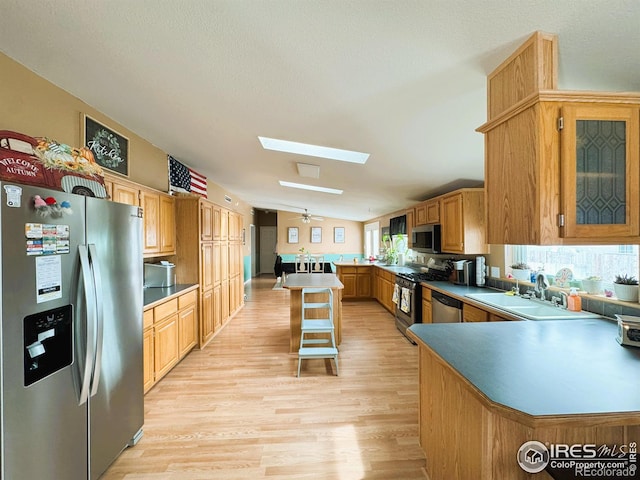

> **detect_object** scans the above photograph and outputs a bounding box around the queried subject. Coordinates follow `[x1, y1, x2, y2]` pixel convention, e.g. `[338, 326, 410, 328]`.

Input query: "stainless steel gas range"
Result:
[394, 269, 450, 342]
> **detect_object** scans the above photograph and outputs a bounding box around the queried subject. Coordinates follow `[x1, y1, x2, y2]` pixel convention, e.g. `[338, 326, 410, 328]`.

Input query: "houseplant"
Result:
[510, 262, 531, 281]
[613, 274, 639, 302]
[581, 276, 603, 295]
[380, 233, 407, 265]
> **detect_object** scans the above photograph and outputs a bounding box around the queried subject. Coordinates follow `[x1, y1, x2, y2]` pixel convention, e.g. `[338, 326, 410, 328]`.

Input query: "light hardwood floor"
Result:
[103, 276, 427, 479]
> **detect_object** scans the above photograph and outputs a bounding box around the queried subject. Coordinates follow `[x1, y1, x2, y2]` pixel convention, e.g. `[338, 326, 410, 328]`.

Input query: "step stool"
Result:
[297, 287, 339, 377]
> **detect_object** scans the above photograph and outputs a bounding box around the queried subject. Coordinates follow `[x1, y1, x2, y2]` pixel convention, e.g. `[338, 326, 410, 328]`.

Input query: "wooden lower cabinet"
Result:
[462, 303, 489, 322]
[463, 301, 520, 322]
[200, 288, 214, 346]
[154, 314, 179, 380]
[489, 312, 514, 322]
[213, 285, 222, 330]
[337, 265, 372, 299]
[143, 327, 154, 392]
[374, 267, 396, 313]
[144, 288, 199, 394]
[178, 291, 198, 357]
[422, 286, 432, 323]
[221, 280, 230, 321]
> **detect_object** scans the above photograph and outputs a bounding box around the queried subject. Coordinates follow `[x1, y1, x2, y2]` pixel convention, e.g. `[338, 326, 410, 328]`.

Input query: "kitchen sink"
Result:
[465, 292, 604, 321]
[465, 292, 535, 307]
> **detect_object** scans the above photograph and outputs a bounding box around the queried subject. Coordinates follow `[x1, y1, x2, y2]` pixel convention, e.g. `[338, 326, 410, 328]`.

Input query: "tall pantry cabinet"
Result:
[174, 196, 244, 348]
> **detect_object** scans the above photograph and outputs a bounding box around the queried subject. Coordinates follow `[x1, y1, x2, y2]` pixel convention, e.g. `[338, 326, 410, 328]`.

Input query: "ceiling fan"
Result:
[292, 208, 324, 224]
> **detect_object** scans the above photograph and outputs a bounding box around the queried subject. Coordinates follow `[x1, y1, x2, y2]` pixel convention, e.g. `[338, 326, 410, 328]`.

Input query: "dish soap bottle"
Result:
[567, 287, 581, 312]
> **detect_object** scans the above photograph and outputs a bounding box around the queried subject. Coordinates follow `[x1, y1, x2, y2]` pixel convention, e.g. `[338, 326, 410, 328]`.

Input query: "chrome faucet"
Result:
[551, 291, 568, 308]
[534, 273, 550, 301]
[558, 291, 568, 308]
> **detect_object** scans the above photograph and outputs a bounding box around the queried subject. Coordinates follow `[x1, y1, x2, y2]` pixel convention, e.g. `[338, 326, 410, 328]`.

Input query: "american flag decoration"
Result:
[168, 156, 207, 198]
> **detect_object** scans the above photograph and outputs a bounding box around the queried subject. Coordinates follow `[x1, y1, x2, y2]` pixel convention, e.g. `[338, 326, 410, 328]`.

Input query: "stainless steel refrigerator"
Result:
[0, 182, 144, 479]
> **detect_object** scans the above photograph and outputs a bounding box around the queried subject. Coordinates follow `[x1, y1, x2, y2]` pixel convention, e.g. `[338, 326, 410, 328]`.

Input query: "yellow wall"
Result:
[276, 211, 363, 255]
[0, 53, 168, 191]
[0, 52, 255, 258]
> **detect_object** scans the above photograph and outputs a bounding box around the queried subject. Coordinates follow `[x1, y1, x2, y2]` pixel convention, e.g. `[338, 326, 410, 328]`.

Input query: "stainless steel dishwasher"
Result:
[431, 290, 463, 323]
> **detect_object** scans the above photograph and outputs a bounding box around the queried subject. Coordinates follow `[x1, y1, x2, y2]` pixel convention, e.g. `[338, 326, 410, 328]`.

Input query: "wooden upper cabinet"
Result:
[228, 211, 241, 242]
[440, 189, 487, 254]
[415, 204, 428, 226]
[213, 241, 222, 286]
[159, 194, 176, 254]
[481, 98, 640, 245]
[141, 190, 160, 254]
[560, 104, 640, 240]
[213, 205, 222, 241]
[220, 209, 229, 242]
[440, 194, 463, 253]
[414, 199, 440, 226]
[200, 242, 214, 291]
[425, 199, 440, 224]
[478, 31, 640, 245]
[111, 181, 139, 206]
[107, 174, 176, 257]
[200, 202, 213, 241]
[486, 31, 558, 121]
[141, 190, 176, 256]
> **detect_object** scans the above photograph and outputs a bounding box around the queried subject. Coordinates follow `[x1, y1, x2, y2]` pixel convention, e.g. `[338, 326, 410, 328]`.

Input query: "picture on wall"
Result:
[334, 227, 345, 243]
[82, 114, 129, 176]
[288, 227, 299, 244]
[311, 226, 322, 243]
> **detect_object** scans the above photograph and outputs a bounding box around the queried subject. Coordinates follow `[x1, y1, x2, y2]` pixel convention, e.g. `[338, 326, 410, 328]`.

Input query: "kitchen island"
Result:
[407, 319, 640, 480]
[283, 273, 344, 353]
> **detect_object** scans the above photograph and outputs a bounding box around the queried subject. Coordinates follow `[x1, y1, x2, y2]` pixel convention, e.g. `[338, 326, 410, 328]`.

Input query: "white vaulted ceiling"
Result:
[1, 0, 639, 221]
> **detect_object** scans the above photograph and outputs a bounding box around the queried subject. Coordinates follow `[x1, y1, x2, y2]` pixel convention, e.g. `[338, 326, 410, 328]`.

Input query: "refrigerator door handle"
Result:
[78, 245, 97, 405]
[88, 244, 104, 396]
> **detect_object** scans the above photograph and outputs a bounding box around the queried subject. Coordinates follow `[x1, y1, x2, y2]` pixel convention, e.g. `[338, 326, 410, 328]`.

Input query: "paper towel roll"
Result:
[476, 256, 486, 286]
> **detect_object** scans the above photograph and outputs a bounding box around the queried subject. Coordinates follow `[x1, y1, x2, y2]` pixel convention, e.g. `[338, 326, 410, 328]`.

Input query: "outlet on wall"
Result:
[491, 266, 500, 278]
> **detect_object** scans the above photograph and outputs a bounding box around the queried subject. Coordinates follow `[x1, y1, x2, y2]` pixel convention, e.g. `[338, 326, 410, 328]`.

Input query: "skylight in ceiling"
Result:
[259, 136, 369, 164]
[279, 181, 343, 195]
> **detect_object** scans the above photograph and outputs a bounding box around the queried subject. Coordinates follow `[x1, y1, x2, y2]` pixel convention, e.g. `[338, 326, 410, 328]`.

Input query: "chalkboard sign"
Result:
[83, 114, 129, 176]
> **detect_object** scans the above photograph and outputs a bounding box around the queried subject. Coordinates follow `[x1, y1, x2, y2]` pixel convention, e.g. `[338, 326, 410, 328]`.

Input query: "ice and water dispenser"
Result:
[23, 304, 73, 387]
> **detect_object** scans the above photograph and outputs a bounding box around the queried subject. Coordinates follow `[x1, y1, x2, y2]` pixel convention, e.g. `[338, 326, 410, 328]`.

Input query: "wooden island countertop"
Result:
[283, 273, 344, 353]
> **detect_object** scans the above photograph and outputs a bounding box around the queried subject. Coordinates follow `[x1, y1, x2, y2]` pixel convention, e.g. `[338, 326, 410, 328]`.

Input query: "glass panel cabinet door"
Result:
[561, 104, 640, 239]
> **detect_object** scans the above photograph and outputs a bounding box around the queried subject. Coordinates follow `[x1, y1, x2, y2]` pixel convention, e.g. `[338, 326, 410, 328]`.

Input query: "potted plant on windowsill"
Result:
[510, 262, 531, 281]
[581, 276, 603, 295]
[380, 233, 407, 265]
[613, 274, 639, 302]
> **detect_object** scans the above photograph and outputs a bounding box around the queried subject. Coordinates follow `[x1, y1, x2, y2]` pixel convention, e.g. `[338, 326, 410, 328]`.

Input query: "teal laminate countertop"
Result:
[408, 318, 640, 417]
[143, 283, 198, 308]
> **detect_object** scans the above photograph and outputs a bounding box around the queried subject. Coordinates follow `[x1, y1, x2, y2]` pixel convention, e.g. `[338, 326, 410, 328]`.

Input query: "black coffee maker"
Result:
[453, 260, 475, 286]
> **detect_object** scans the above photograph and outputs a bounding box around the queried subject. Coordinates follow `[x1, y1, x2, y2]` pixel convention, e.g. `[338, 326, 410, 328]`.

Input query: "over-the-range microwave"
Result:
[411, 225, 441, 253]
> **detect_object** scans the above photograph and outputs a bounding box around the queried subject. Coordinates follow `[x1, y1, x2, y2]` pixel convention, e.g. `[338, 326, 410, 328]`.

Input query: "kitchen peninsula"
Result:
[407, 319, 640, 480]
[283, 273, 344, 353]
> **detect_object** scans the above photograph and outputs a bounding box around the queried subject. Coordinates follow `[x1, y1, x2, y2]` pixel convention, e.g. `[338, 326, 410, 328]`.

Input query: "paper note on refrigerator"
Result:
[35, 255, 62, 303]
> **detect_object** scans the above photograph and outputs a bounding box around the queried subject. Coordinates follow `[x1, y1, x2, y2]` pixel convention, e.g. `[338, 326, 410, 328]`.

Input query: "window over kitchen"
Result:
[513, 245, 639, 286]
[364, 222, 380, 258]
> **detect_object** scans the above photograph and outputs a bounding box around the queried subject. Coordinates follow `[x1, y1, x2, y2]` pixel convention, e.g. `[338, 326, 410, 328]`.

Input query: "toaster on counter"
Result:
[615, 315, 640, 348]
